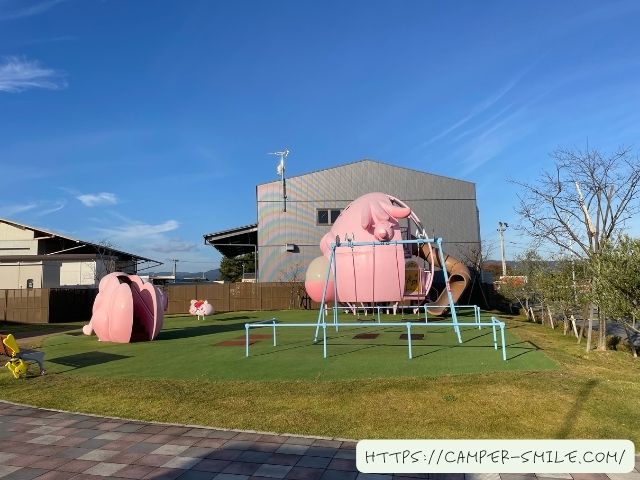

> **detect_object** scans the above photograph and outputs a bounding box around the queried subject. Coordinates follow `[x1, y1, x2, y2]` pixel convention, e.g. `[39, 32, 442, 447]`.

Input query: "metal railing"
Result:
[244, 315, 507, 360]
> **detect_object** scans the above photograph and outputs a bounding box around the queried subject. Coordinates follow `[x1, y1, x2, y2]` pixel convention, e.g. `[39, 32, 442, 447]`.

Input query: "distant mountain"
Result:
[149, 269, 220, 281]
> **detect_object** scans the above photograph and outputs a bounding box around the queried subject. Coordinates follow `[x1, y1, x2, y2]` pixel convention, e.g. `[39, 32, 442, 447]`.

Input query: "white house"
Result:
[0, 219, 160, 289]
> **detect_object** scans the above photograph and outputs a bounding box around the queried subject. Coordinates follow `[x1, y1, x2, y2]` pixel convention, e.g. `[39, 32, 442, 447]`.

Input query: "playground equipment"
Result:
[304, 192, 470, 314]
[83, 272, 166, 343]
[1, 334, 46, 378]
[189, 300, 214, 320]
[244, 192, 506, 362]
[244, 316, 507, 360]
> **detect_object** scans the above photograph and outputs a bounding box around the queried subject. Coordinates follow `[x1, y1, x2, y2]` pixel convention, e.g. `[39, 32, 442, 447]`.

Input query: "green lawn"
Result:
[35, 309, 554, 380]
[1, 309, 639, 445]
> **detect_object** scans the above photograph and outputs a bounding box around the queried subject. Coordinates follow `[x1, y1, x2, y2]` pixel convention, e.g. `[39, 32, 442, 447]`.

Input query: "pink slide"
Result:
[83, 272, 165, 343]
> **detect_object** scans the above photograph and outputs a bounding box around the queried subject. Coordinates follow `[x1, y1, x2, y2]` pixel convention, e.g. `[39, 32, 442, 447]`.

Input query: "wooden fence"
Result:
[0, 280, 506, 325]
[164, 282, 319, 314]
[0, 288, 50, 324]
[0, 283, 318, 324]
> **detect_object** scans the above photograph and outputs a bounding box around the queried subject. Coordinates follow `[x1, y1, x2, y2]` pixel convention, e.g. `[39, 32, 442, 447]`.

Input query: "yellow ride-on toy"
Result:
[1, 334, 46, 378]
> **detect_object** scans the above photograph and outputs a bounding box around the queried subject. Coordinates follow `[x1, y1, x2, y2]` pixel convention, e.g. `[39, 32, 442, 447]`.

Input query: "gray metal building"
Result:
[204, 159, 480, 282]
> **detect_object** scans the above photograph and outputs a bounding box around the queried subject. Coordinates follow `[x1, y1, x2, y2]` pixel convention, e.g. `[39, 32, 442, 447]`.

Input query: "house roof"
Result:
[257, 158, 476, 187]
[0, 218, 159, 265]
[203, 223, 257, 257]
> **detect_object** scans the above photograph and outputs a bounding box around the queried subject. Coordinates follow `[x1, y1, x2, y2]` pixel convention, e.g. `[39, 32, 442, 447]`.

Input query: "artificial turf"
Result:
[38, 309, 556, 381]
[2, 310, 639, 443]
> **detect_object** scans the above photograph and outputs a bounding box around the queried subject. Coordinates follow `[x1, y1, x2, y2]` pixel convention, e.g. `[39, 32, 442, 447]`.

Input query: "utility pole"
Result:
[497, 222, 509, 277]
[171, 258, 179, 282]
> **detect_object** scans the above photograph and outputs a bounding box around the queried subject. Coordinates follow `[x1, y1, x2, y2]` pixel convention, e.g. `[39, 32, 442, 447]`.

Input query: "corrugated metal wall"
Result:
[257, 160, 481, 281]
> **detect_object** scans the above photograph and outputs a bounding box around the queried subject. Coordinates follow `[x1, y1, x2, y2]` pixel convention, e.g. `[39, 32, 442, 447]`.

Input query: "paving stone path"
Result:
[1, 401, 638, 480]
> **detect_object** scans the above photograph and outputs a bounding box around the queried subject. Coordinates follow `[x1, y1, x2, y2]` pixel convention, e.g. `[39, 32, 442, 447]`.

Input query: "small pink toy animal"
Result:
[189, 300, 213, 320]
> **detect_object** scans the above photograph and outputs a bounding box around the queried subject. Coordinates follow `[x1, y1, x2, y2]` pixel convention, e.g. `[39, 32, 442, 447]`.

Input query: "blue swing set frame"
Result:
[244, 235, 508, 361]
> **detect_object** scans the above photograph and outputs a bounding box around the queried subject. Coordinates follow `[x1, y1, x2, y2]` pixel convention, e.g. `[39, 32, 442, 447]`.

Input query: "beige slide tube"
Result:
[414, 243, 471, 315]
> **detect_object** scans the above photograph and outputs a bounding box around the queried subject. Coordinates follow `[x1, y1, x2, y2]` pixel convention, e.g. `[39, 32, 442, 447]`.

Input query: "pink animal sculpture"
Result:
[189, 300, 213, 320]
[306, 192, 411, 303]
[83, 272, 165, 343]
[305, 192, 470, 312]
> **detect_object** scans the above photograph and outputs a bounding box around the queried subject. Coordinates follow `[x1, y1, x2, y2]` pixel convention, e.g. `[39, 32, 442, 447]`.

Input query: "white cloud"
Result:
[77, 192, 118, 207]
[97, 220, 180, 241]
[0, 200, 66, 218]
[0, 0, 68, 21]
[0, 56, 66, 93]
[0, 202, 37, 217]
[417, 63, 538, 149]
[35, 201, 66, 216]
[150, 240, 199, 253]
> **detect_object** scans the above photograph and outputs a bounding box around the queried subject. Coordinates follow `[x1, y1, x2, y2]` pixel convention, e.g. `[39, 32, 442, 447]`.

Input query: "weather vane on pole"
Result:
[269, 149, 289, 212]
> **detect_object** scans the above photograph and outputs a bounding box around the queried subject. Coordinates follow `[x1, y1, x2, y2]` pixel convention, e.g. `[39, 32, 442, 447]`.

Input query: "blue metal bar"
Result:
[244, 319, 507, 360]
[273, 320, 277, 347]
[314, 248, 335, 342]
[446, 305, 481, 329]
[491, 316, 498, 350]
[251, 317, 278, 324]
[323, 324, 327, 358]
[247, 321, 500, 328]
[330, 238, 437, 247]
[436, 238, 462, 343]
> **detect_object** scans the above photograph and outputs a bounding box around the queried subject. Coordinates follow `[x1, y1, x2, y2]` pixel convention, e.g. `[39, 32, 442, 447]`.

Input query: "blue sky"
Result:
[1, 0, 639, 272]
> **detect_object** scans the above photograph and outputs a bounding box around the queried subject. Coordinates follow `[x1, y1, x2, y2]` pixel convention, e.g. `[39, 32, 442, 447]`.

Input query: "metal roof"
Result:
[0, 218, 159, 264]
[203, 223, 257, 257]
[257, 158, 476, 187]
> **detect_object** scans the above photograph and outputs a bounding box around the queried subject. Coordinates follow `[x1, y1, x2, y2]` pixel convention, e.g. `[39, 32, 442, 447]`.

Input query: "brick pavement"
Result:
[1, 401, 638, 480]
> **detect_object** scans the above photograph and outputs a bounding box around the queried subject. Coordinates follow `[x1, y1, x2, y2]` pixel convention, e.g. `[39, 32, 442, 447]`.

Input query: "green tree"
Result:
[592, 235, 640, 357]
[219, 252, 255, 282]
[536, 257, 590, 334]
[498, 249, 544, 318]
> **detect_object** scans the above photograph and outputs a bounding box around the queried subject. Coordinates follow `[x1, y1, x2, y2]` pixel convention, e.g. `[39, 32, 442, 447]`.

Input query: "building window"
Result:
[317, 208, 342, 225]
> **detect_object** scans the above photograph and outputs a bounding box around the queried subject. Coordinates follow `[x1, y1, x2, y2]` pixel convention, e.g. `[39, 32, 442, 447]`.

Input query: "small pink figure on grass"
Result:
[189, 300, 214, 320]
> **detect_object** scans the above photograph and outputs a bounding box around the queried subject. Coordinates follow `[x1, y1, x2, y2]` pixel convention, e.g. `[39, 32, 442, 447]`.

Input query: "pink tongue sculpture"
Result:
[82, 272, 166, 343]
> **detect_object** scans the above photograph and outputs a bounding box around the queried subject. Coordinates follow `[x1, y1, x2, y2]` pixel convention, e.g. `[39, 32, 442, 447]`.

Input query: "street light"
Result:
[497, 222, 509, 277]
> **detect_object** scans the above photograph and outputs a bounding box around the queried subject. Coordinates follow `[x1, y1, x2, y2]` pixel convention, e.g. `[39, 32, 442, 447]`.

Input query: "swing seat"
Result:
[1, 334, 46, 379]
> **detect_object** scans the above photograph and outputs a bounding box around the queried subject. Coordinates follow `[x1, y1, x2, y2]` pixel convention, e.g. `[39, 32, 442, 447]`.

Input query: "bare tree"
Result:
[92, 240, 119, 283]
[459, 241, 495, 308]
[512, 146, 640, 351]
[278, 261, 306, 309]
